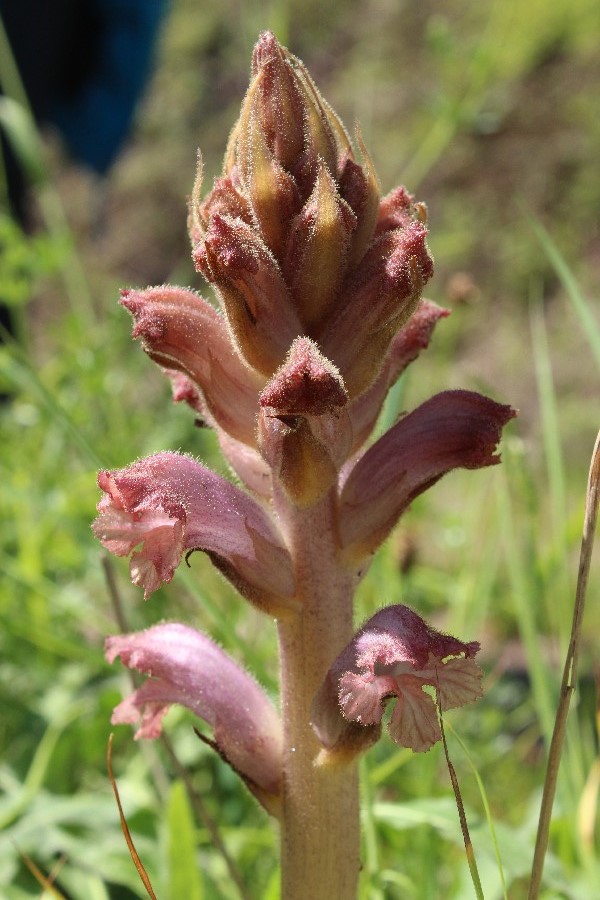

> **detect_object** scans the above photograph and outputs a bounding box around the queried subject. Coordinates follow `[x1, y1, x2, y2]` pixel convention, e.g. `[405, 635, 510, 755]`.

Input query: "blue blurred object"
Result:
[0, 0, 168, 215]
[51, 0, 169, 175]
[0, 0, 169, 344]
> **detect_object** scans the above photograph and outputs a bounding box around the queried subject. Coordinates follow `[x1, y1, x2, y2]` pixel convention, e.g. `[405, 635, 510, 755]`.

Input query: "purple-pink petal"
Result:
[121, 286, 264, 447]
[93, 451, 295, 606]
[340, 390, 516, 554]
[311, 604, 483, 755]
[106, 622, 282, 795]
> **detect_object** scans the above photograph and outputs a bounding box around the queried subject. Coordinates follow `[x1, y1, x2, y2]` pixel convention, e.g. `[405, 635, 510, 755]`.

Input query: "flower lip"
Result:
[92, 451, 296, 609]
[311, 604, 483, 755]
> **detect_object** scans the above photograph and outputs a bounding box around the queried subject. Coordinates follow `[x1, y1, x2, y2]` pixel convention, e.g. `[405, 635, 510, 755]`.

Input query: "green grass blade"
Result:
[494, 465, 556, 744]
[526, 214, 600, 372]
[447, 722, 508, 900]
[529, 292, 570, 639]
[165, 781, 204, 900]
[0, 343, 103, 468]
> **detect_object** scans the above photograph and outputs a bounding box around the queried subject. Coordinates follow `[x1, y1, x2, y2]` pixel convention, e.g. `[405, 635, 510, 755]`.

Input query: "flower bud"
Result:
[375, 186, 416, 235]
[319, 221, 434, 397]
[249, 31, 305, 173]
[198, 175, 253, 231]
[338, 139, 380, 266]
[284, 159, 357, 328]
[236, 89, 302, 261]
[121, 286, 263, 447]
[195, 213, 302, 376]
[257, 337, 350, 506]
[290, 56, 341, 180]
[347, 300, 450, 452]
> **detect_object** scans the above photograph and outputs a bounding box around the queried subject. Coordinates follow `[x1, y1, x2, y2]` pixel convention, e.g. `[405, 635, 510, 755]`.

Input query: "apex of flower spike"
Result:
[189, 32, 433, 399]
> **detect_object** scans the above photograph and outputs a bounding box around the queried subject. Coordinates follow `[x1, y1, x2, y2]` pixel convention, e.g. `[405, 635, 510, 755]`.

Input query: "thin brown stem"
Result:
[101, 553, 130, 634]
[528, 429, 600, 899]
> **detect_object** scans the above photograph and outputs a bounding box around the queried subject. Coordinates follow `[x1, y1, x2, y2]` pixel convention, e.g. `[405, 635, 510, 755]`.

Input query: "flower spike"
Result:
[93, 33, 518, 893]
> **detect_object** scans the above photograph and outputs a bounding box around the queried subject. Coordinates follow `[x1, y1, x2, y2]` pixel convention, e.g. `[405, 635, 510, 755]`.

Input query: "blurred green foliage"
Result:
[1, 0, 599, 897]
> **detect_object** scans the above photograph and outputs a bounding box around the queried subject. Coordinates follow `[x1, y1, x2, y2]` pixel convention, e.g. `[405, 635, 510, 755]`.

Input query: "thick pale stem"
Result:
[277, 491, 360, 900]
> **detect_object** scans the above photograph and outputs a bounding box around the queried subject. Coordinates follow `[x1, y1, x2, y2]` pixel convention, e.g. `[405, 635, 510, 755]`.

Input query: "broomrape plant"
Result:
[93, 33, 515, 899]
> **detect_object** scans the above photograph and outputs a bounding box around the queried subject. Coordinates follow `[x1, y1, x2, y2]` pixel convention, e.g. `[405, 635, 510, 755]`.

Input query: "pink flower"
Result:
[92, 451, 296, 613]
[339, 390, 516, 558]
[311, 604, 483, 755]
[106, 622, 282, 802]
[120, 286, 264, 447]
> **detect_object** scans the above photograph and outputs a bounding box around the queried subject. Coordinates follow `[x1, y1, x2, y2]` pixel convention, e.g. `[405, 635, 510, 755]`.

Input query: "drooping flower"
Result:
[311, 604, 483, 757]
[106, 622, 282, 811]
[92, 451, 297, 613]
[339, 391, 516, 559]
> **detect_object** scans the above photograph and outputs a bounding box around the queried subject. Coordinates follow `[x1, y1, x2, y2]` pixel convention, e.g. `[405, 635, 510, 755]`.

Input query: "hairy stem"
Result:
[277, 490, 360, 900]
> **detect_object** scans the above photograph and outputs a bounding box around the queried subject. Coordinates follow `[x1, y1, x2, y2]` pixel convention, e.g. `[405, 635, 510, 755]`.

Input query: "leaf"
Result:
[166, 781, 204, 900]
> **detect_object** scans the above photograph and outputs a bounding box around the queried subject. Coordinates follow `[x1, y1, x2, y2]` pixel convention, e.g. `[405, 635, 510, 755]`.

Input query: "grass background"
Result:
[1, 0, 599, 896]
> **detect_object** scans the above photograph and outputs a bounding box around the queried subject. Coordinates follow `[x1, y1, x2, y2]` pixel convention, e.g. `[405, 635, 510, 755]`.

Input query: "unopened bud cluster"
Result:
[190, 32, 433, 399]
